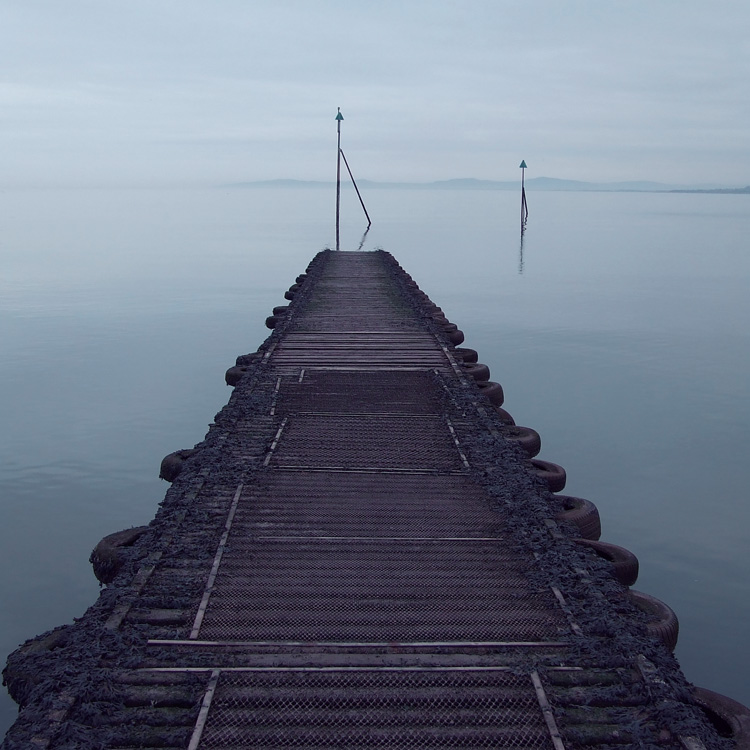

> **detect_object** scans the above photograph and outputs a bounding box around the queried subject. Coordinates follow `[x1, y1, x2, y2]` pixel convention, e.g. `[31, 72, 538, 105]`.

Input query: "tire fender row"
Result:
[459, 326, 683, 650]
[269, 273, 306, 327]
[227, 262, 318, 387]
[385, 255, 689, 657]
[87, 261, 326, 590]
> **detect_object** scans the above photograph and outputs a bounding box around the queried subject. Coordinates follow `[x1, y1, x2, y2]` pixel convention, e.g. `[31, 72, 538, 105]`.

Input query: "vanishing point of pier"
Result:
[3, 250, 748, 748]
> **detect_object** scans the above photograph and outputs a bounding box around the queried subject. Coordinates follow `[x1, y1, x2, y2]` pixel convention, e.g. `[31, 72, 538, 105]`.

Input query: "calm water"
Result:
[1, 186, 749, 733]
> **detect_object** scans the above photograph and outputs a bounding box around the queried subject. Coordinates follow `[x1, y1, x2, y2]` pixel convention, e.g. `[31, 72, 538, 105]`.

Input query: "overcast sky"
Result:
[2, 1, 749, 187]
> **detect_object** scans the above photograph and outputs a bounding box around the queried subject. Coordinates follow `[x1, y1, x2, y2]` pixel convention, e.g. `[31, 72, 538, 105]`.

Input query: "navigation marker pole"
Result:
[334, 107, 372, 250]
[336, 108, 343, 251]
[520, 159, 529, 234]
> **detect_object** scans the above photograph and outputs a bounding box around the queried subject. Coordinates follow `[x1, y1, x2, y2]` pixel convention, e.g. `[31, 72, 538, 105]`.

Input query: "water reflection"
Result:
[518, 232, 525, 275]
[356, 225, 371, 251]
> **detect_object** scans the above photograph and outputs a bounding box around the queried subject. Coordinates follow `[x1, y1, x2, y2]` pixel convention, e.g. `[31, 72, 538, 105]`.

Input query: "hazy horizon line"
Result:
[2, 175, 747, 192]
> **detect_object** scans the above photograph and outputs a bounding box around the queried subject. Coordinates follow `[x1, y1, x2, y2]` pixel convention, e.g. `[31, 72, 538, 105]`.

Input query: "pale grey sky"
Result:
[2, 0, 749, 187]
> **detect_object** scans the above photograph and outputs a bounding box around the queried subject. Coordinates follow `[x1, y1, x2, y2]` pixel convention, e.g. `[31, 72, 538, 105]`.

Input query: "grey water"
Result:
[1, 185, 749, 733]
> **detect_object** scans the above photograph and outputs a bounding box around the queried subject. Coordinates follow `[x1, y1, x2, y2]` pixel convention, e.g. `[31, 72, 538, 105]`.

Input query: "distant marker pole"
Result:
[335, 108, 343, 251]
[519, 160, 529, 234]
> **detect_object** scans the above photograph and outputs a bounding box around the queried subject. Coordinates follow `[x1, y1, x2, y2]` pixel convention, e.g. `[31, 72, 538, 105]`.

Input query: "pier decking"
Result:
[2, 250, 741, 748]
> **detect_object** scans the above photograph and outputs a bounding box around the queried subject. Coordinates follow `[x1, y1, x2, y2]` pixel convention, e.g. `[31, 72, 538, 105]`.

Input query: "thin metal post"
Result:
[340, 148, 371, 227]
[335, 108, 343, 251]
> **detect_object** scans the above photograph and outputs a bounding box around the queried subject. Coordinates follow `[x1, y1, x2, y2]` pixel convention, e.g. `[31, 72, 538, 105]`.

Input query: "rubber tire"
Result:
[530, 458, 566, 492]
[447, 329, 465, 346]
[272, 305, 289, 316]
[90, 526, 150, 584]
[453, 347, 479, 364]
[159, 448, 197, 481]
[461, 362, 491, 382]
[628, 589, 679, 651]
[475, 380, 504, 406]
[495, 407, 516, 425]
[3, 626, 73, 706]
[225, 365, 250, 387]
[554, 496, 601, 540]
[499, 425, 541, 457]
[573, 538, 639, 586]
[284, 289, 296, 301]
[692, 687, 750, 747]
[265, 315, 282, 329]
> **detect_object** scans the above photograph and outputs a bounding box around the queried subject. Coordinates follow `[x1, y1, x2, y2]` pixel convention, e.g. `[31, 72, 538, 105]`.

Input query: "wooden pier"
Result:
[3, 250, 746, 749]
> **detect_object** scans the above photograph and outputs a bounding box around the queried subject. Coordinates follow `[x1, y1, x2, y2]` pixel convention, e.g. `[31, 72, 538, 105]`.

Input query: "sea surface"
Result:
[1, 185, 749, 734]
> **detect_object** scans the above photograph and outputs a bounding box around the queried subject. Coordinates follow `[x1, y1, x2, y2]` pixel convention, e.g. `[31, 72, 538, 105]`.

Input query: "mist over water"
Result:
[1, 186, 749, 733]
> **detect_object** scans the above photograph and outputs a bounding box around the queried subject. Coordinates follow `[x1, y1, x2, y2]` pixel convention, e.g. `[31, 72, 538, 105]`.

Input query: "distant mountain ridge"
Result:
[228, 177, 748, 193]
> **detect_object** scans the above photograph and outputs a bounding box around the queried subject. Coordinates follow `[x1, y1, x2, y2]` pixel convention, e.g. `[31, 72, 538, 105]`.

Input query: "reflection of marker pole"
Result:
[335, 108, 343, 251]
[519, 159, 529, 234]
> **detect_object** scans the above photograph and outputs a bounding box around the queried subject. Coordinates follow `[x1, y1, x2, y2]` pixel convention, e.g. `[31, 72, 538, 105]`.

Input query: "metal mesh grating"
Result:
[232, 471, 508, 539]
[297, 256, 415, 329]
[293, 317, 423, 332]
[271, 333, 448, 370]
[277, 370, 446, 414]
[197, 669, 556, 748]
[196, 539, 567, 642]
[270, 414, 465, 471]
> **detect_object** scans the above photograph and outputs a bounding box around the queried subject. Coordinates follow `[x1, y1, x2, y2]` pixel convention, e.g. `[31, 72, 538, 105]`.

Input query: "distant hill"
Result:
[423, 177, 691, 192]
[669, 185, 750, 194]
[226, 177, 746, 193]
[228, 179, 330, 189]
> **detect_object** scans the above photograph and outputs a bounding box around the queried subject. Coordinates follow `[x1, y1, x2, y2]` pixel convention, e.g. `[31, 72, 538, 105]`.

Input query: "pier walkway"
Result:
[2, 250, 738, 749]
